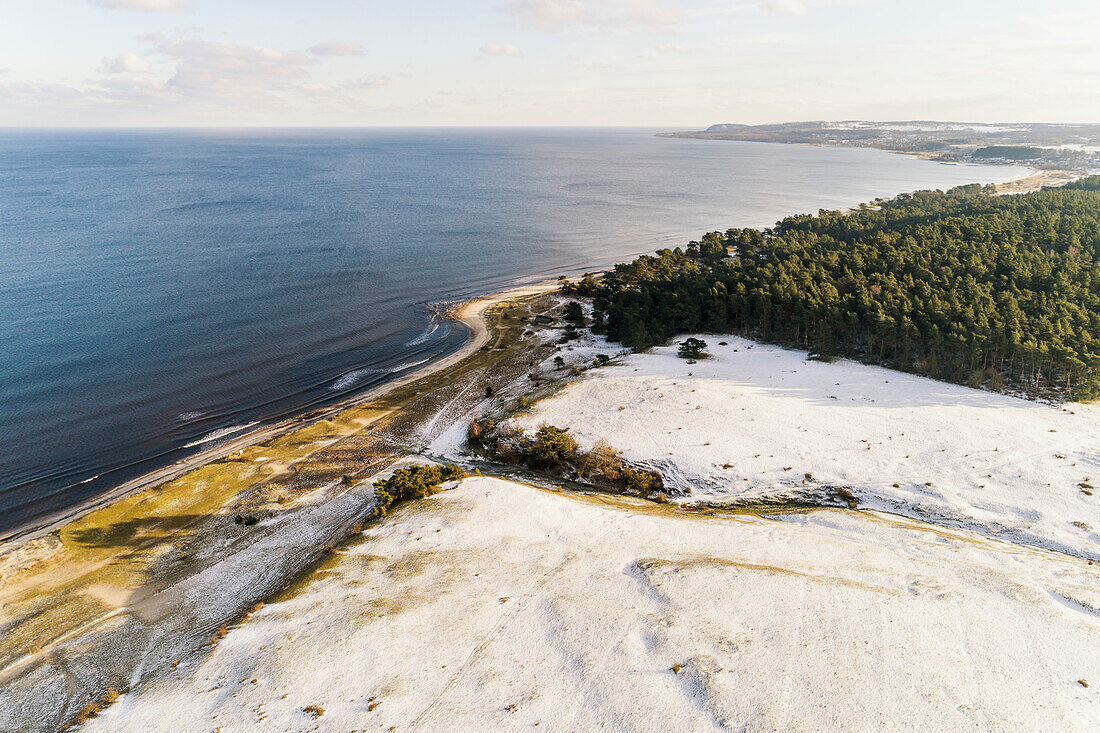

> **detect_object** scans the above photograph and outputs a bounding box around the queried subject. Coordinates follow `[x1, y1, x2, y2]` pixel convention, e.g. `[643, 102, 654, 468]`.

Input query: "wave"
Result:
[331, 367, 383, 391]
[178, 411, 205, 421]
[183, 421, 260, 448]
[390, 356, 432, 373]
[404, 323, 440, 347]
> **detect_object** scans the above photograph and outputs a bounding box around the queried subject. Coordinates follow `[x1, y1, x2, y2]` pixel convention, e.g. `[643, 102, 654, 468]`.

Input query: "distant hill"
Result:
[659, 121, 1100, 168]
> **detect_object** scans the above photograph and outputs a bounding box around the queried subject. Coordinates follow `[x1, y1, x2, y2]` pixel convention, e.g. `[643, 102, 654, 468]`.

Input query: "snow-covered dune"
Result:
[514, 337, 1100, 560]
[88, 478, 1100, 731]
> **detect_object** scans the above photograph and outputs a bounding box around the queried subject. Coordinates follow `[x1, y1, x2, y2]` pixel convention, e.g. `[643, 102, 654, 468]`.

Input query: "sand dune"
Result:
[514, 336, 1100, 561]
[87, 478, 1100, 732]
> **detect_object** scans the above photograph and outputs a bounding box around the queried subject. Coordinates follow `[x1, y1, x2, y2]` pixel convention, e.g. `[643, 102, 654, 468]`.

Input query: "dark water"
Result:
[0, 128, 1017, 535]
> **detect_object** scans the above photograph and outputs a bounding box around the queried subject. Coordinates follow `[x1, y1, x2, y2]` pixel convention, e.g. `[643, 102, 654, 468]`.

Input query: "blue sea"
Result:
[0, 128, 1018, 536]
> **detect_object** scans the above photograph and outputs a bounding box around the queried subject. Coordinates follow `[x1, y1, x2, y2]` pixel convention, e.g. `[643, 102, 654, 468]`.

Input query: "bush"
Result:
[564, 301, 586, 326]
[467, 418, 495, 443]
[678, 338, 708, 359]
[576, 273, 600, 296]
[530, 426, 577, 469]
[471, 420, 665, 498]
[372, 464, 466, 517]
[579, 439, 623, 483]
[622, 465, 663, 493]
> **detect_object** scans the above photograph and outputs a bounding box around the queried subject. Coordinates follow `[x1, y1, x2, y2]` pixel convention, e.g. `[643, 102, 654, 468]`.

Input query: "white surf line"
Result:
[405, 323, 440, 347]
[182, 422, 260, 449]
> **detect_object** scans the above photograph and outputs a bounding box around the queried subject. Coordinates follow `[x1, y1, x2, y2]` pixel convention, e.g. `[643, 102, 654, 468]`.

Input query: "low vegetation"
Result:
[678, 337, 708, 360]
[467, 422, 664, 496]
[62, 687, 120, 731]
[371, 464, 466, 517]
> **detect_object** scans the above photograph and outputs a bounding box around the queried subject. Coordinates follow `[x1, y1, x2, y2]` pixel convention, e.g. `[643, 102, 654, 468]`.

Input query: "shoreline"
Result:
[0, 160, 1067, 558]
[659, 133, 1083, 194]
[0, 277, 562, 558]
[993, 167, 1082, 194]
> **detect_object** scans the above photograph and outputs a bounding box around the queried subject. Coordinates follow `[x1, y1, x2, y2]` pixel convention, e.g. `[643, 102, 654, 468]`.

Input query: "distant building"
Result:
[533, 314, 555, 326]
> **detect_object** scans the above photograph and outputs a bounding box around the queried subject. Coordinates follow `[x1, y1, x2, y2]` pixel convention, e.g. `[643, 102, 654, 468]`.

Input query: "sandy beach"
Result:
[0, 278, 561, 558]
[995, 168, 1083, 194]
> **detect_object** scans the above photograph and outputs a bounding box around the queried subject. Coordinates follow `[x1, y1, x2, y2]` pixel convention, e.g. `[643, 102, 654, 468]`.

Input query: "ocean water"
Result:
[0, 128, 1019, 535]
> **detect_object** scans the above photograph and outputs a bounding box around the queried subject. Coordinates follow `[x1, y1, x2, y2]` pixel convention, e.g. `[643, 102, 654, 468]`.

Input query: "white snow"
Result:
[513, 336, 1100, 560]
[80, 333, 1100, 731]
[88, 477, 1100, 732]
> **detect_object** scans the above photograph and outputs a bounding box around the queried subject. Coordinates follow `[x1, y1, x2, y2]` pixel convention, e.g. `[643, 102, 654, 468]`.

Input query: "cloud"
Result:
[99, 53, 152, 74]
[656, 42, 691, 54]
[307, 40, 364, 57]
[0, 80, 89, 102]
[761, 0, 809, 16]
[296, 75, 390, 108]
[298, 82, 342, 97]
[507, 0, 684, 33]
[147, 35, 315, 102]
[4, 31, 395, 119]
[480, 42, 524, 57]
[93, 0, 190, 10]
[94, 75, 173, 102]
[345, 74, 391, 89]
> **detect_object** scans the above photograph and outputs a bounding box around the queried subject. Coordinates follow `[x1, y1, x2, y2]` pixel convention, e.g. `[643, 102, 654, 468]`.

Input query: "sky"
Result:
[1, 0, 1098, 126]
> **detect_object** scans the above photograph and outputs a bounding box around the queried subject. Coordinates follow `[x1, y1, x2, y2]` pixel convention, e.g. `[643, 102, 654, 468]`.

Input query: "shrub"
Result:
[579, 439, 623, 483]
[678, 338, 708, 359]
[564, 301, 586, 326]
[64, 687, 120, 730]
[372, 464, 466, 516]
[623, 466, 664, 493]
[576, 273, 600, 296]
[530, 426, 578, 469]
[467, 418, 494, 443]
[475, 420, 665, 499]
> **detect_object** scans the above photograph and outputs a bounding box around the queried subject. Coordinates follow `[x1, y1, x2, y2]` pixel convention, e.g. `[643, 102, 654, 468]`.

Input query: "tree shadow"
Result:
[66, 514, 209, 550]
